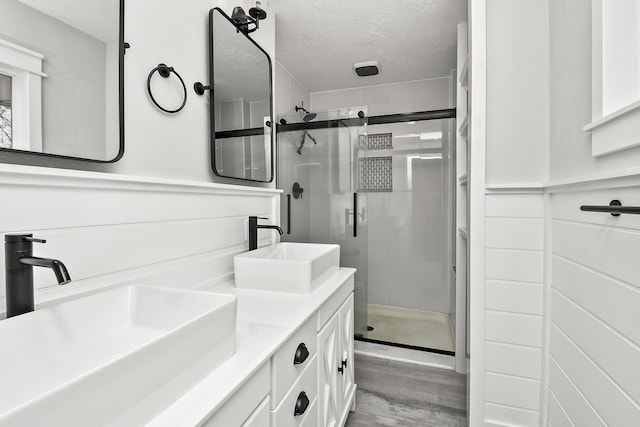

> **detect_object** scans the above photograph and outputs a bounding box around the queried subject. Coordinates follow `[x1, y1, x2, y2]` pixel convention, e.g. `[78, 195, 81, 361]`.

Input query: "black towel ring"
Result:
[147, 63, 187, 114]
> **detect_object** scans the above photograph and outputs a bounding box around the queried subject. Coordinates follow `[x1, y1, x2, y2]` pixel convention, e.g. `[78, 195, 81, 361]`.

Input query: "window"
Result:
[0, 38, 45, 152]
[0, 73, 11, 148]
[585, 0, 640, 156]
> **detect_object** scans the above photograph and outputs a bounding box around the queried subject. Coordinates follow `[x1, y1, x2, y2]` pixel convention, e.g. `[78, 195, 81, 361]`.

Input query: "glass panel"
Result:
[0, 74, 12, 149]
[277, 107, 368, 337]
[214, 134, 270, 181]
[277, 110, 455, 352]
[362, 118, 454, 351]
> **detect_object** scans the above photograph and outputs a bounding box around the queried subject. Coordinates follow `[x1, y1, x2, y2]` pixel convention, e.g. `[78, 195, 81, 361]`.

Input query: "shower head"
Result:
[295, 105, 317, 122]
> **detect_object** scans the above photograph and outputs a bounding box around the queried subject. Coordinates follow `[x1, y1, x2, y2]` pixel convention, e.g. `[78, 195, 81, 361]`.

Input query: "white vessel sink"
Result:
[234, 242, 340, 293]
[0, 285, 236, 426]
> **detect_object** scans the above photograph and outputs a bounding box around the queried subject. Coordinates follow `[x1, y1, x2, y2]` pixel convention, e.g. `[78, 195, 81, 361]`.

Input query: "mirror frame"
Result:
[0, 0, 125, 163]
[209, 7, 274, 183]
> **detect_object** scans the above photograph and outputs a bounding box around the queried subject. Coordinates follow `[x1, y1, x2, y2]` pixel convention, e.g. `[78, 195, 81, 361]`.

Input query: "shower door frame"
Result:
[276, 107, 459, 358]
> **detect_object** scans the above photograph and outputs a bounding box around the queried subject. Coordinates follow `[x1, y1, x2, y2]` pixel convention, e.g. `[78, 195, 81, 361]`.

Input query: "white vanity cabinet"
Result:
[318, 293, 355, 427]
[182, 272, 356, 427]
[270, 315, 319, 426]
[202, 363, 271, 426]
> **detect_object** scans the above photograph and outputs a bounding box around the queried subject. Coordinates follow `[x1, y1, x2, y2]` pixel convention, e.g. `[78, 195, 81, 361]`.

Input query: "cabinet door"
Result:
[338, 293, 355, 407]
[318, 312, 340, 427]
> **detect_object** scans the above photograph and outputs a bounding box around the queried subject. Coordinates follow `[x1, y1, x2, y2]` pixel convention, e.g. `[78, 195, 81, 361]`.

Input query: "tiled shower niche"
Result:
[359, 156, 392, 192]
[359, 132, 393, 150]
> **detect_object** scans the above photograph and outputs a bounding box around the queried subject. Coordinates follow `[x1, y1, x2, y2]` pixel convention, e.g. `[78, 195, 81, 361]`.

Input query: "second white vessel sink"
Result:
[0, 285, 236, 426]
[234, 242, 340, 293]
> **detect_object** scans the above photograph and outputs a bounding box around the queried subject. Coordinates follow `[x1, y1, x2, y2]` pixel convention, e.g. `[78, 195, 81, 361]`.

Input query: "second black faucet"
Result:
[248, 216, 283, 251]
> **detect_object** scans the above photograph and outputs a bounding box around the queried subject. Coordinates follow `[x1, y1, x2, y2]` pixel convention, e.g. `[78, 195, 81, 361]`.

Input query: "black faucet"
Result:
[248, 216, 283, 251]
[5, 234, 71, 318]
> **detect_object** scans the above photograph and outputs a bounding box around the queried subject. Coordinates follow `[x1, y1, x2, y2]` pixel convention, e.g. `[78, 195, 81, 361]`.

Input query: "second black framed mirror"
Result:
[207, 7, 273, 183]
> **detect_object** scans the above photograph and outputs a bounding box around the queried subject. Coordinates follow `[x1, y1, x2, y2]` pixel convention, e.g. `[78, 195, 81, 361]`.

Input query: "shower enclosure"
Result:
[278, 107, 455, 355]
[278, 107, 370, 338]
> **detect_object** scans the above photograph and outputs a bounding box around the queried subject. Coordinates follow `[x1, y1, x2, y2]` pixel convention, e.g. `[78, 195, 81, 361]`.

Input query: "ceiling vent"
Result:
[353, 61, 380, 77]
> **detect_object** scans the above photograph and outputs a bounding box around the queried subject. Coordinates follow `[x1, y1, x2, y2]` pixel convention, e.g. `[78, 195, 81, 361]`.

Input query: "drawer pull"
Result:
[293, 343, 310, 365]
[294, 391, 310, 416]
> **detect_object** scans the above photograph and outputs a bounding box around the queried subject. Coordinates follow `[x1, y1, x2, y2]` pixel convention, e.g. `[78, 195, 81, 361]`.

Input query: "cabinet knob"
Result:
[293, 343, 310, 365]
[294, 391, 310, 416]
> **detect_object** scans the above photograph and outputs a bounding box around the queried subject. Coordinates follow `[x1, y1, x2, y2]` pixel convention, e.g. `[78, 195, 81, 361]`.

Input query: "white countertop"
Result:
[146, 267, 356, 427]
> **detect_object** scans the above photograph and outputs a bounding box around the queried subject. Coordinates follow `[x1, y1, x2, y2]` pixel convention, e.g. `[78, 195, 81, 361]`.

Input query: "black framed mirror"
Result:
[0, 0, 124, 163]
[209, 7, 273, 183]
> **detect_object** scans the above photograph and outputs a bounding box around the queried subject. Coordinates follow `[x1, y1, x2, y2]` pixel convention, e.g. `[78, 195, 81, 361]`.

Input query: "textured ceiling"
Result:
[18, 0, 119, 42]
[270, 0, 467, 92]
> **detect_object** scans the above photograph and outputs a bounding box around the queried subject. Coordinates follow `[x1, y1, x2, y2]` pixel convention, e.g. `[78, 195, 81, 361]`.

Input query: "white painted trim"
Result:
[540, 192, 553, 426]
[0, 38, 46, 77]
[455, 21, 469, 376]
[485, 184, 545, 194]
[589, 106, 640, 157]
[546, 169, 640, 192]
[0, 38, 43, 59]
[469, 0, 487, 423]
[354, 341, 455, 371]
[0, 163, 283, 196]
[583, 99, 640, 132]
[484, 169, 640, 193]
[1, 249, 239, 319]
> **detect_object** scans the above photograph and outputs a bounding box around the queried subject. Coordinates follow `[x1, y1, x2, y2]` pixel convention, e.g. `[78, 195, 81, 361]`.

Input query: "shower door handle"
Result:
[353, 192, 358, 238]
[287, 194, 292, 234]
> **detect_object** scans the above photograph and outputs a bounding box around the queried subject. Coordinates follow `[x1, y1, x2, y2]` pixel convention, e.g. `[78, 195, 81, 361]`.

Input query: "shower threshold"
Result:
[354, 336, 455, 357]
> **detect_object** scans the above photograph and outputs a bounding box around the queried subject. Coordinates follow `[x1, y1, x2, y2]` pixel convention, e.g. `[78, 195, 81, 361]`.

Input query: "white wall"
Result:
[0, 164, 280, 317]
[476, 1, 640, 426]
[310, 77, 451, 115]
[478, 1, 550, 424]
[483, 192, 545, 426]
[109, 0, 275, 185]
[485, 0, 550, 186]
[547, 182, 640, 426]
[0, 0, 276, 188]
[274, 60, 311, 242]
[364, 122, 450, 313]
[545, 2, 640, 425]
[548, 0, 640, 182]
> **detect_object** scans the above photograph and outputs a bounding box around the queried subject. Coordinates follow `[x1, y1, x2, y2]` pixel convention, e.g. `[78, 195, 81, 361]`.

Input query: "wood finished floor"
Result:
[345, 354, 467, 427]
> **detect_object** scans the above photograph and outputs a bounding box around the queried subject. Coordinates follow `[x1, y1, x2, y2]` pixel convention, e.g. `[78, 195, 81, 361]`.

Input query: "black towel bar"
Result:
[580, 200, 640, 216]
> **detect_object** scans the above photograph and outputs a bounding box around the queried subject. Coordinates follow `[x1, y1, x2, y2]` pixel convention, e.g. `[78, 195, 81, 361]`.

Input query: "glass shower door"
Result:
[278, 107, 369, 338]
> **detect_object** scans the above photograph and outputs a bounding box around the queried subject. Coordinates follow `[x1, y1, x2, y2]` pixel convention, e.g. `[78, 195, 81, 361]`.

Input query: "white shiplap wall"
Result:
[548, 182, 640, 426]
[484, 191, 546, 426]
[0, 164, 281, 315]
